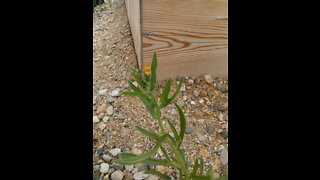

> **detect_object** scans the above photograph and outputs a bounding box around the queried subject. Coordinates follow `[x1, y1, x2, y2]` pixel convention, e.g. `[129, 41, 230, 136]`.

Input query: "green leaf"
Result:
[157, 133, 170, 143]
[160, 77, 184, 108]
[214, 176, 228, 180]
[199, 158, 204, 176]
[141, 158, 171, 166]
[135, 126, 159, 140]
[177, 148, 186, 165]
[191, 158, 199, 176]
[160, 79, 171, 106]
[145, 170, 170, 180]
[131, 70, 146, 89]
[118, 153, 136, 158]
[114, 143, 160, 165]
[173, 102, 186, 145]
[190, 175, 213, 180]
[166, 119, 180, 142]
[149, 52, 157, 91]
[128, 80, 141, 92]
[160, 145, 171, 161]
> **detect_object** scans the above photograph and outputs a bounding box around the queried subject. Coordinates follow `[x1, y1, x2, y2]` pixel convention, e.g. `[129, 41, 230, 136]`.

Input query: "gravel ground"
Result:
[93, 1, 228, 179]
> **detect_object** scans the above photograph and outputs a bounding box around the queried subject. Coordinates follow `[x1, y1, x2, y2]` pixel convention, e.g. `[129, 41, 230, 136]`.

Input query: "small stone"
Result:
[111, 170, 124, 180]
[132, 168, 139, 174]
[193, 90, 200, 97]
[220, 131, 228, 139]
[100, 163, 110, 173]
[106, 106, 114, 116]
[98, 113, 105, 119]
[103, 116, 109, 123]
[97, 159, 103, 164]
[123, 147, 131, 153]
[180, 85, 186, 92]
[213, 103, 227, 111]
[176, 99, 185, 107]
[108, 168, 115, 174]
[99, 89, 108, 95]
[205, 125, 215, 133]
[195, 78, 201, 84]
[133, 82, 139, 87]
[97, 122, 107, 131]
[124, 171, 134, 180]
[110, 148, 121, 156]
[107, 50, 112, 55]
[106, 96, 117, 103]
[93, 116, 100, 123]
[111, 88, 121, 97]
[148, 164, 155, 170]
[103, 174, 109, 180]
[197, 119, 205, 123]
[97, 104, 107, 114]
[218, 113, 224, 121]
[220, 150, 228, 165]
[187, 79, 194, 85]
[111, 163, 125, 171]
[93, 171, 101, 180]
[191, 75, 197, 80]
[199, 148, 211, 158]
[199, 99, 204, 104]
[155, 166, 173, 175]
[145, 175, 159, 180]
[102, 154, 112, 163]
[136, 164, 148, 172]
[198, 135, 206, 141]
[117, 113, 125, 120]
[97, 147, 105, 156]
[186, 127, 193, 134]
[133, 172, 149, 180]
[204, 75, 214, 84]
[132, 147, 142, 155]
[125, 165, 134, 172]
[190, 101, 196, 105]
[182, 96, 188, 101]
[94, 165, 101, 172]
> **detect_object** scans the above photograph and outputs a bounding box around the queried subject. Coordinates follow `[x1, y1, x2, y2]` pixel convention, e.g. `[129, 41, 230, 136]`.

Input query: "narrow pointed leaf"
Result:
[167, 77, 184, 103]
[157, 133, 170, 143]
[114, 143, 160, 165]
[145, 170, 170, 180]
[191, 158, 199, 176]
[135, 126, 159, 140]
[160, 145, 171, 161]
[166, 119, 180, 142]
[149, 52, 157, 91]
[214, 176, 228, 180]
[173, 102, 186, 142]
[160, 79, 171, 105]
[131, 70, 146, 89]
[139, 98, 157, 119]
[128, 80, 141, 92]
[190, 175, 212, 180]
[141, 158, 171, 166]
[199, 158, 204, 176]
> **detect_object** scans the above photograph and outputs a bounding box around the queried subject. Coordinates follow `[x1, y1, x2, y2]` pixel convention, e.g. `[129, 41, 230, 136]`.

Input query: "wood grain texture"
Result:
[141, 0, 228, 80]
[125, 0, 142, 69]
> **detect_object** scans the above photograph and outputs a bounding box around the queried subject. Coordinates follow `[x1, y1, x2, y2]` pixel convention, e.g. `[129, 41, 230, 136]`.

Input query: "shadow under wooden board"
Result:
[125, 0, 228, 81]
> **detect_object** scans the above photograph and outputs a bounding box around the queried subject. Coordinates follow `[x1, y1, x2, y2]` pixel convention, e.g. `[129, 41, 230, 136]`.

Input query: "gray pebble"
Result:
[186, 127, 193, 134]
[100, 163, 109, 173]
[220, 150, 228, 165]
[205, 125, 215, 133]
[187, 79, 194, 85]
[97, 147, 104, 155]
[117, 113, 125, 119]
[213, 103, 227, 111]
[176, 99, 185, 107]
[102, 154, 112, 163]
[137, 165, 148, 172]
[102, 116, 109, 123]
[133, 172, 149, 180]
[125, 165, 134, 172]
[106, 106, 114, 116]
[123, 147, 131, 153]
[180, 85, 186, 92]
[94, 165, 101, 172]
[195, 78, 201, 84]
[220, 131, 228, 139]
[193, 90, 200, 97]
[111, 170, 124, 180]
[110, 163, 125, 171]
[98, 89, 108, 95]
[198, 135, 206, 141]
[93, 171, 100, 180]
[147, 164, 155, 170]
[106, 96, 117, 103]
[191, 75, 197, 80]
[108, 168, 115, 174]
[111, 88, 121, 97]
[110, 148, 121, 156]
[132, 168, 139, 174]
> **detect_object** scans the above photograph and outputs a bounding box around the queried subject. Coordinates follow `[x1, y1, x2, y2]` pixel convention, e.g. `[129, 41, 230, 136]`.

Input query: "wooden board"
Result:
[125, 0, 142, 69]
[142, 0, 228, 80]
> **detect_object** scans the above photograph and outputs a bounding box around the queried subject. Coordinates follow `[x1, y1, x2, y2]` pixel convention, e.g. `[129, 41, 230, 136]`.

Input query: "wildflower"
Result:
[143, 66, 151, 71]
[145, 71, 151, 76]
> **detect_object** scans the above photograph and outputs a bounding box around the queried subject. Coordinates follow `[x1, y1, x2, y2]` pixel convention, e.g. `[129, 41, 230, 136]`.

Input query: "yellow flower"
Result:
[145, 71, 151, 76]
[144, 66, 151, 71]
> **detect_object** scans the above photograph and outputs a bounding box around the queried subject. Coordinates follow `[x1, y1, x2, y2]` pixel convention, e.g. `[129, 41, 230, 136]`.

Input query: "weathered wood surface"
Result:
[125, 0, 228, 80]
[125, 0, 142, 68]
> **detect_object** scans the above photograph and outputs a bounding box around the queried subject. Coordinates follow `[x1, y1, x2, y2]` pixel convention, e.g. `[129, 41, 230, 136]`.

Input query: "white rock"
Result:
[125, 165, 134, 172]
[180, 85, 186, 92]
[100, 163, 109, 173]
[111, 170, 124, 180]
[111, 88, 120, 97]
[204, 75, 214, 84]
[106, 106, 114, 116]
[199, 99, 204, 104]
[93, 116, 100, 123]
[99, 89, 108, 95]
[110, 148, 121, 156]
[133, 172, 149, 180]
[220, 150, 228, 165]
[133, 82, 139, 87]
[190, 101, 196, 105]
[103, 116, 109, 123]
[145, 175, 159, 180]
[97, 122, 107, 131]
[198, 135, 206, 141]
